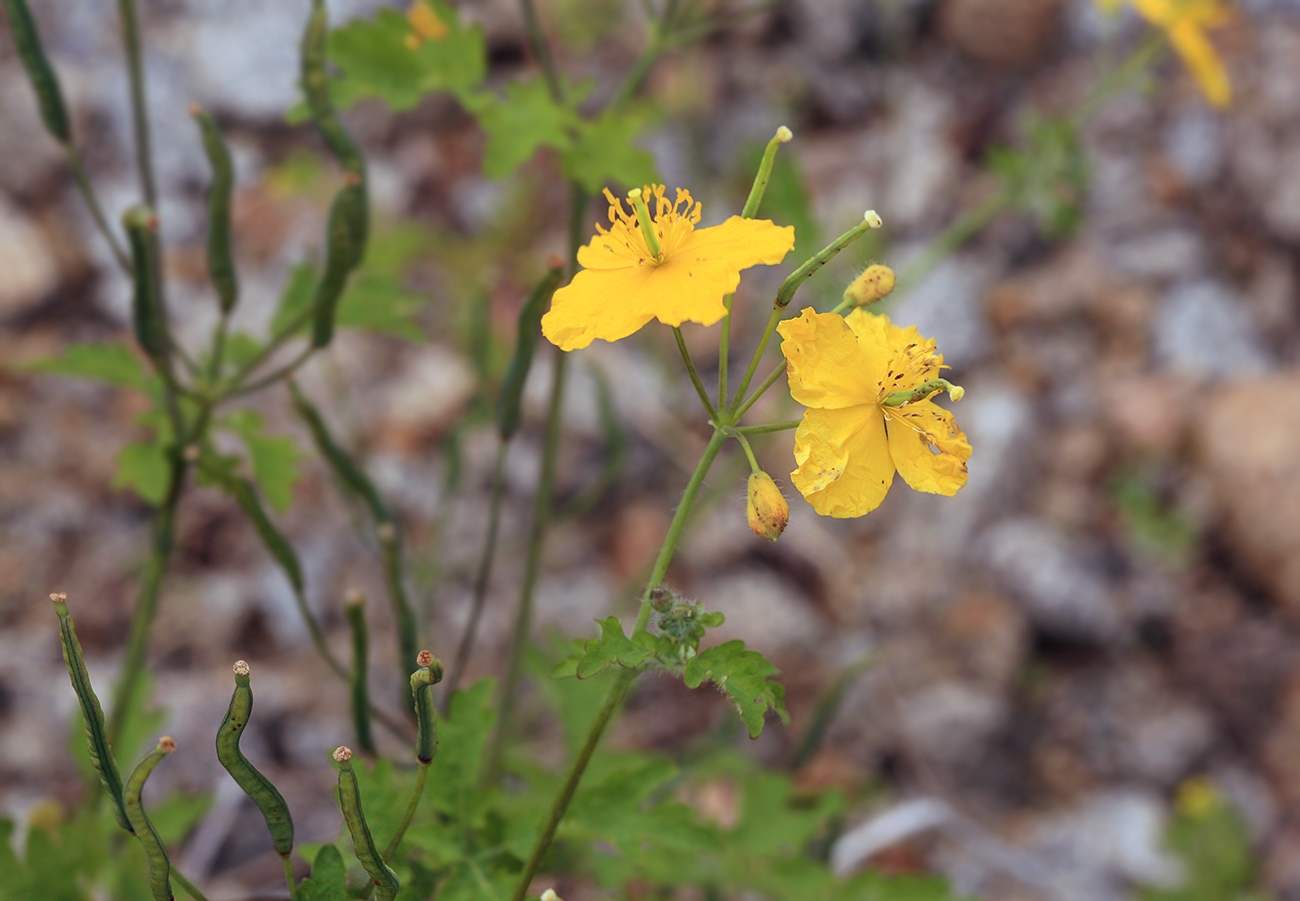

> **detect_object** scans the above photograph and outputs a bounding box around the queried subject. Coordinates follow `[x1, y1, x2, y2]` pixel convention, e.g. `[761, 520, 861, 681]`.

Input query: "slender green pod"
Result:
[224, 477, 303, 593]
[215, 472, 346, 679]
[411, 650, 444, 764]
[3, 0, 71, 143]
[301, 0, 369, 254]
[344, 595, 375, 754]
[310, 180, 364, 348]
[123, 206, 169, 367]
[289, 381, 391, 525]
[774, 210, 883, 309]
[216, 661, 295, 856]
[50, 593, 133, 834]
[188, 104, 239, 314]
[496, 262, 564, 440]
[124, 736, 176, 901]
[332, 747, 399, 901]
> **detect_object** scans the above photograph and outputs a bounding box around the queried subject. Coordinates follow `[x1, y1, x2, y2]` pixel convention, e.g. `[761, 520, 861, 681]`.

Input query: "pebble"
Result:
[1152, 280, 1273, 378]
[0, 194, 59, 316]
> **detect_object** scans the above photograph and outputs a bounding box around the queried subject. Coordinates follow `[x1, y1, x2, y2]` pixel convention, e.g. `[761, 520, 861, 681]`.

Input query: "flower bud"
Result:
[844, 264, 895, 308]
[746, 471, 789, 541]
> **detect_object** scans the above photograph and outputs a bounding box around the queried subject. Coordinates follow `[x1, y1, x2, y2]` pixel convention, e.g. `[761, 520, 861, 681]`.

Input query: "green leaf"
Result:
[336, 273, 426, 342]
[327, 4, 487, 111]
[683, 640, 788, 739]
[113, 439, 171, 505]
[559, 617, 654, 679]
[429, 679, 499, 824]
[219, 409, 305, 513]
[468, 79, 579, 178]
[221, 332, 264, 373]
[299, 844, 347, 901]
[270, 261, 317, 339]
[561, 106, 659, 193]
[18, 342, 152, 391]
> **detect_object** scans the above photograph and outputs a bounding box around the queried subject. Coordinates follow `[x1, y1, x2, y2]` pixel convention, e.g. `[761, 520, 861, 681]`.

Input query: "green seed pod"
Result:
[122, 206, 169, 367]
[50, 593, 133, 834]
[188, 104, 239, 314]
[301, 0, 369, 253]
[332, 747, 400, 901]
[225, 478, 303, 592]
[2, 0, 71, 143]
[290, 381, 391, 525]
[410, 650, 444, 764]
[310, 181, 364, 349]
[495, 263, 564, 440]
[344, 596, 375, 755]
[216, 661, 295, 856]
[124, 736, 177, 901]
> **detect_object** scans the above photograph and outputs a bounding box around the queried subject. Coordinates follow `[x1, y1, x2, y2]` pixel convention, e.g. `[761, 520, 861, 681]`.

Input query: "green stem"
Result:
[485, 348, 567, 784]
[225, 344, 315, 399]
[674, 327, 717, 420]
[730, 361, 784, 423]
[107, 448, 186, 746]
[280, 854, 298, 901]
[65, 147, 130, 273]
[443, 437, 509, 703]
[729, 430, 760, 473]
[731, 420, 801, 435]
[509, 428, 727, 901]
[383, 762, 429, 860]
[508, 669, 634, 901]
[117, 0, 156, 207]
[171, 866, 213, 901]
[727, 305, 782, 417]
[717, 293, 732, 412]
[519, 0, 564, 103]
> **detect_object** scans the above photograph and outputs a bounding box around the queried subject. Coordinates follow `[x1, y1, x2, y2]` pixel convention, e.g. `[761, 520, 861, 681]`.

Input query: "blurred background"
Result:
[1, 0, 1297, 898]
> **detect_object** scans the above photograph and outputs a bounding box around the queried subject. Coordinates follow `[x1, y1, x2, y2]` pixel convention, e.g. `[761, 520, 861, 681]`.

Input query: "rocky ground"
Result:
[2, 0, 1300, 899]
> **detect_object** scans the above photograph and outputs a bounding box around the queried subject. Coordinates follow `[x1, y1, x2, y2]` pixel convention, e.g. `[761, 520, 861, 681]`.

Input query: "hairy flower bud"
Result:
[746, 471, 789, 541]
[844, 264, 896, 308]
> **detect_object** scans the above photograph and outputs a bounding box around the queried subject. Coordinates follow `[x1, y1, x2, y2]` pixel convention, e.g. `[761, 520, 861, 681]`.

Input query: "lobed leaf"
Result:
[683, 640, 788, 739]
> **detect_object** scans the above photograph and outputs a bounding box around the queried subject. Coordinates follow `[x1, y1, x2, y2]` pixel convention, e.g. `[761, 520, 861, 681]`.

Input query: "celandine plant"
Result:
[3, 0, 982, 899]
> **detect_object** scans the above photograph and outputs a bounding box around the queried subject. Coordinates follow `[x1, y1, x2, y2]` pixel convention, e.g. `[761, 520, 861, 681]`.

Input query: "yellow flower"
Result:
[1101, 0, 1233, 108]
[541, 185, 795, 351]
[405, 1, 449, 49]
[777, 308, 971, 518]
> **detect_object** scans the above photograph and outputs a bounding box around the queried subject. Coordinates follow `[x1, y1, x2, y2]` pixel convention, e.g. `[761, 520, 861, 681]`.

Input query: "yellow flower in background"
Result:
[542, 186, 795, 352]
[405, 1, 449, 49]
[777, 309, 971, 518]
[1101, 0, 1233, 108]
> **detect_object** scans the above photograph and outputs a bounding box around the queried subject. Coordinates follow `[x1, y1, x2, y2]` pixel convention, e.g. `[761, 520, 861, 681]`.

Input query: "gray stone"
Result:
[894, 254, 993, 369]
[1152, 280, 1273, 378]
[982, 518, 1122, 642]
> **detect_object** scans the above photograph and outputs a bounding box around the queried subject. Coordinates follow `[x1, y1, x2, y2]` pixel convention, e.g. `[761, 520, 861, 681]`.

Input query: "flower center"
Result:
[596, 185, 702, 267]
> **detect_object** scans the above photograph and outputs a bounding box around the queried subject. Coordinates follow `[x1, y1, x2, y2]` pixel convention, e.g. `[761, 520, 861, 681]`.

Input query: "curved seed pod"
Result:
[122, 206, 169, 367]
[495, 263, 564, 440]
[301, 0, 369, 252]
[332, 747, 399, 901]
[50, 593, 132, 834]
[188, 104, 239, 314]
[344, 596, 375, 755]
[410, 650, 444, 764]
[310, 181, 363, 349]
[124, 737, 177, 901]
[216, 661, 295, 856]
[289, 381, 391, 525]
[3, 0, 71, 143]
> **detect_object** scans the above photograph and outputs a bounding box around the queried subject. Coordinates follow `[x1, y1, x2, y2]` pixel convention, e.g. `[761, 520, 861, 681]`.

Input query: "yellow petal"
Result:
[883, 400, 971, 496]
[844, 310, 945, 395]
[1169, 22, 1232, 108]
[679, 216, 795, 270]
[778, 309, 884, 410]
[541, 264, 657, 351]
[791, 406, 895, 517]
